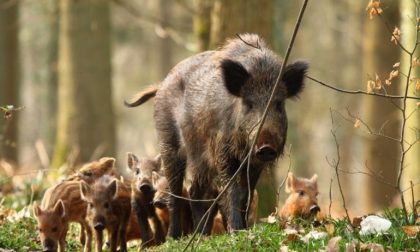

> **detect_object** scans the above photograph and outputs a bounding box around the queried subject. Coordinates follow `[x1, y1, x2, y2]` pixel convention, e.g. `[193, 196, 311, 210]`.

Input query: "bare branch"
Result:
[306, 75, 420, 100]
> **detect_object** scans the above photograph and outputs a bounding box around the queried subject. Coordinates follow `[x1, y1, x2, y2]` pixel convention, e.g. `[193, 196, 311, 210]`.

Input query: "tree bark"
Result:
[0, 0, 19, 164]
[400, 0, 420, 202]
[362, 1, 400, 211]
[52, 0, 115, 170]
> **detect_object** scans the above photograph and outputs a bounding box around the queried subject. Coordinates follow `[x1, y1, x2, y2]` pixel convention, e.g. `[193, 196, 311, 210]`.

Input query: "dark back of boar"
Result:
[127, 153, 165, 247]
[280, 172, 320, 219]
[133, 33, 307, 237]
[34, 181, 91, 252]
[80, 175, 131, 252]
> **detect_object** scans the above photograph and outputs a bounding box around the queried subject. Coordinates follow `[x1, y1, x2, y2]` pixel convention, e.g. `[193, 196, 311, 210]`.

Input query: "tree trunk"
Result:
[52, 0, 115, 170]
[0, 0, 19, 164]
[210, 0, 273, 48]
[362, 1, 400, 212]
[193, 0, 213, 52]
[400, 0, 420, 202]
[158, 0, 173, 77]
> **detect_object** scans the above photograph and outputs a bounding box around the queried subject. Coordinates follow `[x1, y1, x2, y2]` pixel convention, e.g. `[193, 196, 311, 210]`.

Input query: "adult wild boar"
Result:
[126, 34, 308, 238]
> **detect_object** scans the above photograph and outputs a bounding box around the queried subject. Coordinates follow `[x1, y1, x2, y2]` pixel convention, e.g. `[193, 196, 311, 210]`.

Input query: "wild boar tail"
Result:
[124, 86, 157, 107]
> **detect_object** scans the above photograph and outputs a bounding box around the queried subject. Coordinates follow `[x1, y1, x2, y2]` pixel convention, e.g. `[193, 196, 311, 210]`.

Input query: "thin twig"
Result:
[328, 178, 333, 218]
[183, 0, 310, 250]
[329, 109, 352, 228]
[306, 75, 420, 100]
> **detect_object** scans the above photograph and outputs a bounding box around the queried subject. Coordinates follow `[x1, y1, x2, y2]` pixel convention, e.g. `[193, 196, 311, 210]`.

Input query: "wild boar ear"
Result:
[153, 154, 162, 171]
[99, 157, 116, 171]
[80, 181, 92, 200]
[127, 152, 139, 171]
[285, 172, 296, 193]
[282, 61, 308, 98]
[33, 201, 42, 217]
[54, 200, 66, 218]
[221, 59, 250, 97]
[152, 171, 161, 187]
[108, 180, 118, 199]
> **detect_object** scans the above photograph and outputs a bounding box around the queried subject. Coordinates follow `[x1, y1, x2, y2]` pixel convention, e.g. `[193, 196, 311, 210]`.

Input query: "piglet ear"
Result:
[285, 172, 296, 193]
[80, 181, 92, 200]
[108, 180, 118, 200]
[310, 174, 318, 182]
[221, 59, 250, 97]
[99, 157, 115, 170]
[33, 201, 42, 217]
[54, 200, 66, 218]
[152, 171, 161, 188]
[282, 61, 308, 98]
[127, 152, 139, 171]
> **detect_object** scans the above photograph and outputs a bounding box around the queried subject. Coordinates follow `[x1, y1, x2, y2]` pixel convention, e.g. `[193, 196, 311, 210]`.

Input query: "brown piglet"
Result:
[80, 175, 131, 252]
[34, 181, 92, 252]
[65, 157, 117, 185]
[279, 172, 320, 220]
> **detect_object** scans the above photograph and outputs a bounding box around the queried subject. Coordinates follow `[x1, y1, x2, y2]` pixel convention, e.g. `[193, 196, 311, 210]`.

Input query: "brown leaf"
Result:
[366, 0, 383, 19]
[352, 216, 363, 228]
[326, 236, 342, 252]
[402, 225, 420, 237]
[391, 27, 401, 45]
[354, 119, 361, 129]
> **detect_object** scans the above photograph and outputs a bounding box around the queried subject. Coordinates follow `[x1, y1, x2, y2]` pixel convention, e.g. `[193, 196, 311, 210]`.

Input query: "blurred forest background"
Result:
[0, 0, 418, 218]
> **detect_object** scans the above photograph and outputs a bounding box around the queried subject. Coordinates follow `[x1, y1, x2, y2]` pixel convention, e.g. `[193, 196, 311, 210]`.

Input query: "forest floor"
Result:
[0, 205, 418, 252]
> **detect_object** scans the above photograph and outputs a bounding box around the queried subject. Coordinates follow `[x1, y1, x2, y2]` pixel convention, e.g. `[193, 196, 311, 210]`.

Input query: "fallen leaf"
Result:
[325, 223, 335, 236]
[346, 241, 357, 252]
[301, 231, 328, 243]
[359, 215, 392, 235]
[326, 236, 342, 252]
[352, 216, 363, 228]
[360, 243, 384, 252]
[402, 225, 420, 237]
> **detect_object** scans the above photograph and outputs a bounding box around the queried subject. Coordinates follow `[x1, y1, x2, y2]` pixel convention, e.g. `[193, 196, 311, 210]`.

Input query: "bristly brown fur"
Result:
[137, 33, 308, 238]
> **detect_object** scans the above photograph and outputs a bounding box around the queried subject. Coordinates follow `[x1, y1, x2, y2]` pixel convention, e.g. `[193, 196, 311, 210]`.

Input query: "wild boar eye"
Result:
[298, 191, 305, 197]
[243, 99, 253, 112]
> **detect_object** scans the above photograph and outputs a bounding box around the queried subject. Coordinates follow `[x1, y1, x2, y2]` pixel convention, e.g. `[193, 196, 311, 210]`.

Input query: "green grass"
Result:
[0, 208, 418, 252]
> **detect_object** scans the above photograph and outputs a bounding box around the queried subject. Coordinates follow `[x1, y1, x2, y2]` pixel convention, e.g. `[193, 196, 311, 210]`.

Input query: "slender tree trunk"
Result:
[158, 0, 173, 77]
[362, 1, 400, 211]
[52, 0, 115, 170]
[210, 0, 273, 48]
[193, 0, 212, 52]
[0, 0, 19, 164]
[400, 0, 420, 202]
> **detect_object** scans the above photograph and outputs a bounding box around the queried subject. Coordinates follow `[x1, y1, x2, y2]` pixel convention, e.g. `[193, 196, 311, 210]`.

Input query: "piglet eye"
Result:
[298, 191, 305, 197]
[88, 202, 94, 208]
[52, 227, 58, 233]
[38, 228, 43, 232]
[83, 171, 93, 177]
[135, 169, 140, 175]
[104, 203, 110, 209]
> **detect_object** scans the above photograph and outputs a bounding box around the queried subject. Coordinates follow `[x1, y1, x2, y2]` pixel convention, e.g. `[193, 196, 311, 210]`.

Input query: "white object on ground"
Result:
[359, 215, 392, 235]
